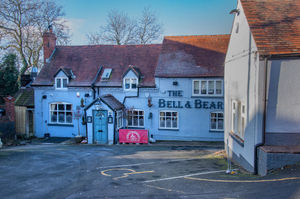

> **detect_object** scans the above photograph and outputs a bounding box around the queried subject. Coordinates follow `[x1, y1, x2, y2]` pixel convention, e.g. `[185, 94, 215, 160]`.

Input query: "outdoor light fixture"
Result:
[230, 9, 240, 15]
[108, 115, 113, 123]
[173, 81, 178, 86]
[76, 92, 80, 97]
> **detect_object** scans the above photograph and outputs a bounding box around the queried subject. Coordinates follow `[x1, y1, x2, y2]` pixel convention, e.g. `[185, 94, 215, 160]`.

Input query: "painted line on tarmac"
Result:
[101, 168, 154, 180]
[143, 170, 226, 183]
[96, 158, 202, 169]
[144, 184, 185, 194]
[185, 176, 300, 183]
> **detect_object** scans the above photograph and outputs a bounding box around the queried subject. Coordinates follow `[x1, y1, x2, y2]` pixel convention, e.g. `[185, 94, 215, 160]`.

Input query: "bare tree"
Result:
[87, 8, 162, 45]
[0, 0, 70, 81]
[136, 7, 163, 44]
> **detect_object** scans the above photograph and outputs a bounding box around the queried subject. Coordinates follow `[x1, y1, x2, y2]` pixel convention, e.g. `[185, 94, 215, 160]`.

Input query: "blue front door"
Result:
[93, 110, 108, 144]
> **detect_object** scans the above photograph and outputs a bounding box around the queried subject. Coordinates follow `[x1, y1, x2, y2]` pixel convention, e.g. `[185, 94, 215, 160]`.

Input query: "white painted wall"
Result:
[266, 59, 300, 133]
[224, 0, 265, 171]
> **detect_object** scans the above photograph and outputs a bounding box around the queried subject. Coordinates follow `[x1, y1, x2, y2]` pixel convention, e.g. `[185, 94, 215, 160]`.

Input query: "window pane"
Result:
[56, 79, 61, 88]
[133, 116, 138, 126]
[139, 116, 144, 126]
[218, 119, 224, 129]
[131, 79, 137, 89]
[208, 81, 214, 94]
[139, 111, 143, 115]
[211, 113, 216, 118]
[160, 117, 165, 128]
[172, 112, 177, 117]
[166, 117, 171, 127]
[66, 104, 72, 111]
[172, 117, 177, 128]
[160, 112, 165, 117]
[216, 81, 222, 94]
[63, 78, 68, 88]
[218, 113, 223, 118]
[211, 118, 216, 129]
[58, 112, 65, 123]
[51, 111, 57, 123]
[133, 110, 138, 116]
[201, 81, 207, 94]
[125, 79, 130, 89]
[51, 104, 57, 111]
[128, 116, 132, 126]
[166, 112, 171, 117]
[194, 81, 200, 94]
[66, 112, 72, 123]
[58, 104, 65, 110]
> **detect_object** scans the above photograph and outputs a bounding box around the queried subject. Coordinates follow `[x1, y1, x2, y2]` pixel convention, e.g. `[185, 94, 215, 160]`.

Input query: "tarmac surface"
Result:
[0, 140, 299, 199]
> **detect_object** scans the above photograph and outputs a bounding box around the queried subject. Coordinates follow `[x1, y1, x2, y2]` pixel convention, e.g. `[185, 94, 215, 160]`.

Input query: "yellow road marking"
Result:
[185, 176, 300, 183]
[101, 168, 154, 180]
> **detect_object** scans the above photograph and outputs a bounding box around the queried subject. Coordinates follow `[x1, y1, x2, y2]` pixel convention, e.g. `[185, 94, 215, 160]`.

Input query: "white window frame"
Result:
[210, 111, 224, 131]
[231, 100, 245, 140]
[116, 110, 123, 129]
[127, 109, 144, 128]
[192, 79, 223, 96]
[124, 77, 138, 91]
[240, 104, 246, 139]
[159, 110, 179, 130]
[49, 102, 73, 125]
[55, 77, 68, 89]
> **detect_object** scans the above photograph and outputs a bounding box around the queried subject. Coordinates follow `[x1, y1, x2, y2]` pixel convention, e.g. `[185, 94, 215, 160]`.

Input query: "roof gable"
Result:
[155, 35, 230, 77]
[241, 0, 300, 55]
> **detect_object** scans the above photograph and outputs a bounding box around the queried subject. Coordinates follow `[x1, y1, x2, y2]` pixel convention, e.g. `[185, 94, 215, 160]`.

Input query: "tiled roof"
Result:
[155, 35, 230, 78]
[14, 88, 34, 107]
[32, 44, 162, 87]
[100, 94, 124, 111]
[241, 0, 300, 55]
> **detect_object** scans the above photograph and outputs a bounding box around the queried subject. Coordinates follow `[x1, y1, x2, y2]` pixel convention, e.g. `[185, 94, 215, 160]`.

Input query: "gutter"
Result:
[254, 56, 269, 174]
[91, 66, 103, 100]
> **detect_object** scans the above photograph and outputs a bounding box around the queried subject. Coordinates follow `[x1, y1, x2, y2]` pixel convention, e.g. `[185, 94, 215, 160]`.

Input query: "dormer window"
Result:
[55, 77, 68, 89]
[124, 78, 138, 91]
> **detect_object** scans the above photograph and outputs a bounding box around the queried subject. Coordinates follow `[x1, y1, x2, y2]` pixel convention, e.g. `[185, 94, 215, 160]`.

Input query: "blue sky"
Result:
[56, 0, 237, 45]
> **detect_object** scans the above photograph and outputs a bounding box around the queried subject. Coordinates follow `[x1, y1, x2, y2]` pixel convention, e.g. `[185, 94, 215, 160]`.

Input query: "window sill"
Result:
[158, 128, 179, 131]
[125, 127, 145, 129]
[229, 132, 244, 147]
[209, 129, 224, 133]
[191, 95, 223, 98]
[48, 123, 74, 127]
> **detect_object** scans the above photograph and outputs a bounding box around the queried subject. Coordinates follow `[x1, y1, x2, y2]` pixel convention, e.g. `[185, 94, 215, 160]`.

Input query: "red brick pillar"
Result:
[4, 96, 15, 122]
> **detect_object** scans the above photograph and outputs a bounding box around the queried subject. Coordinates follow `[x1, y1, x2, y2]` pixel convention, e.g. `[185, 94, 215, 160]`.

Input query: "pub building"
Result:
[32, 28, 230, 144]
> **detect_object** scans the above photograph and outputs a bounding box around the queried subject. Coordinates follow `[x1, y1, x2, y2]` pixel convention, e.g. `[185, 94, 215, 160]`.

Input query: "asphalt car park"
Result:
[0, 142, 299, 199]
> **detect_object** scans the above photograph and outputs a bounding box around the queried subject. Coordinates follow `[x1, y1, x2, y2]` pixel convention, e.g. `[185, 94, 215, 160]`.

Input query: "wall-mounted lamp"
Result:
[42, 95, 47, 99]
[148, 96, 153, 107]
[230, 9, 240, 15]
[108, 115, 113, 123]
[76, 92, 80, 97]
[148, 112, 153, 119]
[84, 93, 90, 97]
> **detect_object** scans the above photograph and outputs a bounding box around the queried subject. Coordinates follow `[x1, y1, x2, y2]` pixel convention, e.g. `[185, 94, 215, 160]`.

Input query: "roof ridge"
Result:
[164, 34, 230, 38]
[56, 44, 162, 48]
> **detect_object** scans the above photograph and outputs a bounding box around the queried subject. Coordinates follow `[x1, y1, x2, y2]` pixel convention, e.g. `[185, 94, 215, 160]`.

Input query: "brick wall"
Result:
[3, 96, 15, 122]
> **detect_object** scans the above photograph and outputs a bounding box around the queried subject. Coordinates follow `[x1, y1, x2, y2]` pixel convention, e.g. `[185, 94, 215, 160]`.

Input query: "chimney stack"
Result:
[43, 25, 56, 64]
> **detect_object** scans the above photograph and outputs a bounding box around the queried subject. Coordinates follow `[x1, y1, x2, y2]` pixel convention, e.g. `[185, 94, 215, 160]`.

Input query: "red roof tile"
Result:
[33, 44, 162, 87]
[241, 0, 300, 55]
[155, 35, 230, 78]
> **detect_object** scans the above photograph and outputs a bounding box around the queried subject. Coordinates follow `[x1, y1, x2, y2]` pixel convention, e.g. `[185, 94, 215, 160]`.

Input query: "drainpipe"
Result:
[122, 87, 140, 105]
[254, 56, 268, 174]
[91, 66, 103, 100]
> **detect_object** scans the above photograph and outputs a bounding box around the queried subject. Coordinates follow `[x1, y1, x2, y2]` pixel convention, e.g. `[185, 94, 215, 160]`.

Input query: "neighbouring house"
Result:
[224, 0, 300, 175]
[32, 26, 229, 144]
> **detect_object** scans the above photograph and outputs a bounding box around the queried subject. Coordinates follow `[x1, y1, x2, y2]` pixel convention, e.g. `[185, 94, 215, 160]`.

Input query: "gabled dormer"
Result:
[53, 67, 75, 90]
[122, 65, 142, 92]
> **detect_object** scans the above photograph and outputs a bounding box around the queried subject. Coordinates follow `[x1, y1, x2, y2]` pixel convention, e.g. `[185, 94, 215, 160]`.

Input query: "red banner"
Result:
[119, 129, 148, 144]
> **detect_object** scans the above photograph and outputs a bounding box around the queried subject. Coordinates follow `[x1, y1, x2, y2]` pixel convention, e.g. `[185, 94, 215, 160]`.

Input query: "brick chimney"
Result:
[43, 25, 56, 64]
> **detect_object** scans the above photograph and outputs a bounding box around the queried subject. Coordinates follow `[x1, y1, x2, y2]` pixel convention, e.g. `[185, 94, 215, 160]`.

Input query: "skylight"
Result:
[101, 68, 112, 80]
